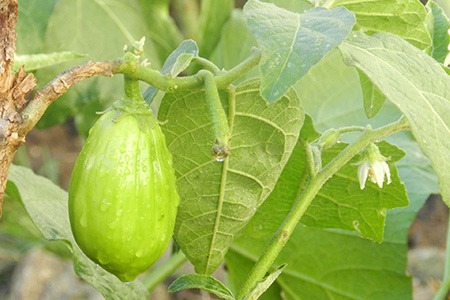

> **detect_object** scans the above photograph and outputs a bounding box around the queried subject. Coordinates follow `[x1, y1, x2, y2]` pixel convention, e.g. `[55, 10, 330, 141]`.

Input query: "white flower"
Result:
[357, 143, 391, 190]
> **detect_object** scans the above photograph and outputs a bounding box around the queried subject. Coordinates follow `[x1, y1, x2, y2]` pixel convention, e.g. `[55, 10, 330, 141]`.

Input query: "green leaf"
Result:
[158, 79, 304, 275]
[426, 0, 450, 63]
[197, 0, 234, 58]
[330, 0, 433, 52]
[13, 52, 87, 72]
[307, 141, 408, 242]
[168, 274, 234, 300]
[246, 123, 408, 243]
[244, 264, 286, 300]
[143, 39, 199, 103]
[137, 0, 184, 63]
[229, 224, 413, 299]
[339, 32, 450, 205]
[243, 0, 356, 103]
[5, 165, 149, 299]
[228, 135, 435, 299]
[226, 38, 439, 299]
[358, 70, 386, 119]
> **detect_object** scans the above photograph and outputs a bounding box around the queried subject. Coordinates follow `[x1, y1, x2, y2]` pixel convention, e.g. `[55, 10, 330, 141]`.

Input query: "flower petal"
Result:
[358, 162, 370, 189]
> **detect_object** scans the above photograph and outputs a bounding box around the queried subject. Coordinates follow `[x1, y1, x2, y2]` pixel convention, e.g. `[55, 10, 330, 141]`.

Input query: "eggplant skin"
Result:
[68, 107, 180, 282]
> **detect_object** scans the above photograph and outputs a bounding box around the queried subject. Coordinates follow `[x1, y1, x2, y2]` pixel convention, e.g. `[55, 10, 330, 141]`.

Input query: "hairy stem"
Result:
[236, 116, 410, 299]
[193, 56, 222, 74]
[201, 70, 230, 160]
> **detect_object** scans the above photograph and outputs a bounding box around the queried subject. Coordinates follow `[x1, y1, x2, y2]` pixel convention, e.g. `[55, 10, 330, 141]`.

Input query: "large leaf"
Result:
[197, 0, 234, 59]
[426, 0, 450, 64]
[5, 166, 149, 300]
[158, 79, 304, 275]
[245, 123, 408, 243]
[339, 32, 450, 205]
[243, 0, 355, 103]
[330, 0, 432, 52]
[37, 0, 161, 130]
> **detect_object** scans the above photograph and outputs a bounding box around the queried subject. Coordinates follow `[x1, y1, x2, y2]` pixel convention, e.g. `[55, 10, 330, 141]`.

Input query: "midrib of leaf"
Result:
[95, 0, 135, 43]
[268, 16, 301, 99]
[206, 153, 231, 273]
[205, 89, 236, 274]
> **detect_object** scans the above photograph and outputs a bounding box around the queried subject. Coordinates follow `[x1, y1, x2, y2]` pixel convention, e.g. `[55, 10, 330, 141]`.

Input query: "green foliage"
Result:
[426, 0, 450, 63]
[144, 39, 199, 104]
[340, 32, 450, 205]
[330, 0, 433, 52]
[158, 79, 304, 274]
[168, 274, 234, 300]
[243, 0, 356, 102]
[6, 166, 148, 299]
[358, 70, 386, 119]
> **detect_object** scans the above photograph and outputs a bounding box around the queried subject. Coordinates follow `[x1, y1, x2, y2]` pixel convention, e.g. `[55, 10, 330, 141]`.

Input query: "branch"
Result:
[19, 60, 119, 135]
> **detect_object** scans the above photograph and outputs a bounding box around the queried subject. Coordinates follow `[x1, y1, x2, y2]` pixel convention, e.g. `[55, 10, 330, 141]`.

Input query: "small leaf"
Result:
[170, 53, 196, 78]
[14, 51, 87, 71]
[330, 0, 433, 52]
[143, 39, 199, 103]
[243, 0, 355, 102]
[168, 274, 234, 300]
[160, 39, 199, 75]
[340, 31, 450, 205]
[358, 69, 386, 119]
[244, 264, 286, 300]
[426, 0, 450, 63]
[6, 165, 148, 299]
[158, 79, 304, 274]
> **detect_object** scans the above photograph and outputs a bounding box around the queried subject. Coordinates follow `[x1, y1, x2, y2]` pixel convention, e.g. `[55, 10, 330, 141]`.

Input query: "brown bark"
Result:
[0, 0, 37, 216]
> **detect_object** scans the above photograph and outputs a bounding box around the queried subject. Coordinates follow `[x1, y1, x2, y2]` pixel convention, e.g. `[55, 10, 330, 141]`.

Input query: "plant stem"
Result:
[235, 116, 410, 300]
[117, 48, 262, 93]
[142, 251, 187, 292]
[434, 210, 450, 300]
[193, 56, 222, 74]
[215, 49, 262, 88]
[201, 70, 230, 160]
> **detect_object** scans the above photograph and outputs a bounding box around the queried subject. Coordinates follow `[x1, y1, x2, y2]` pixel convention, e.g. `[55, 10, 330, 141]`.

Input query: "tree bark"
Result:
[0, 0, 37, 216]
